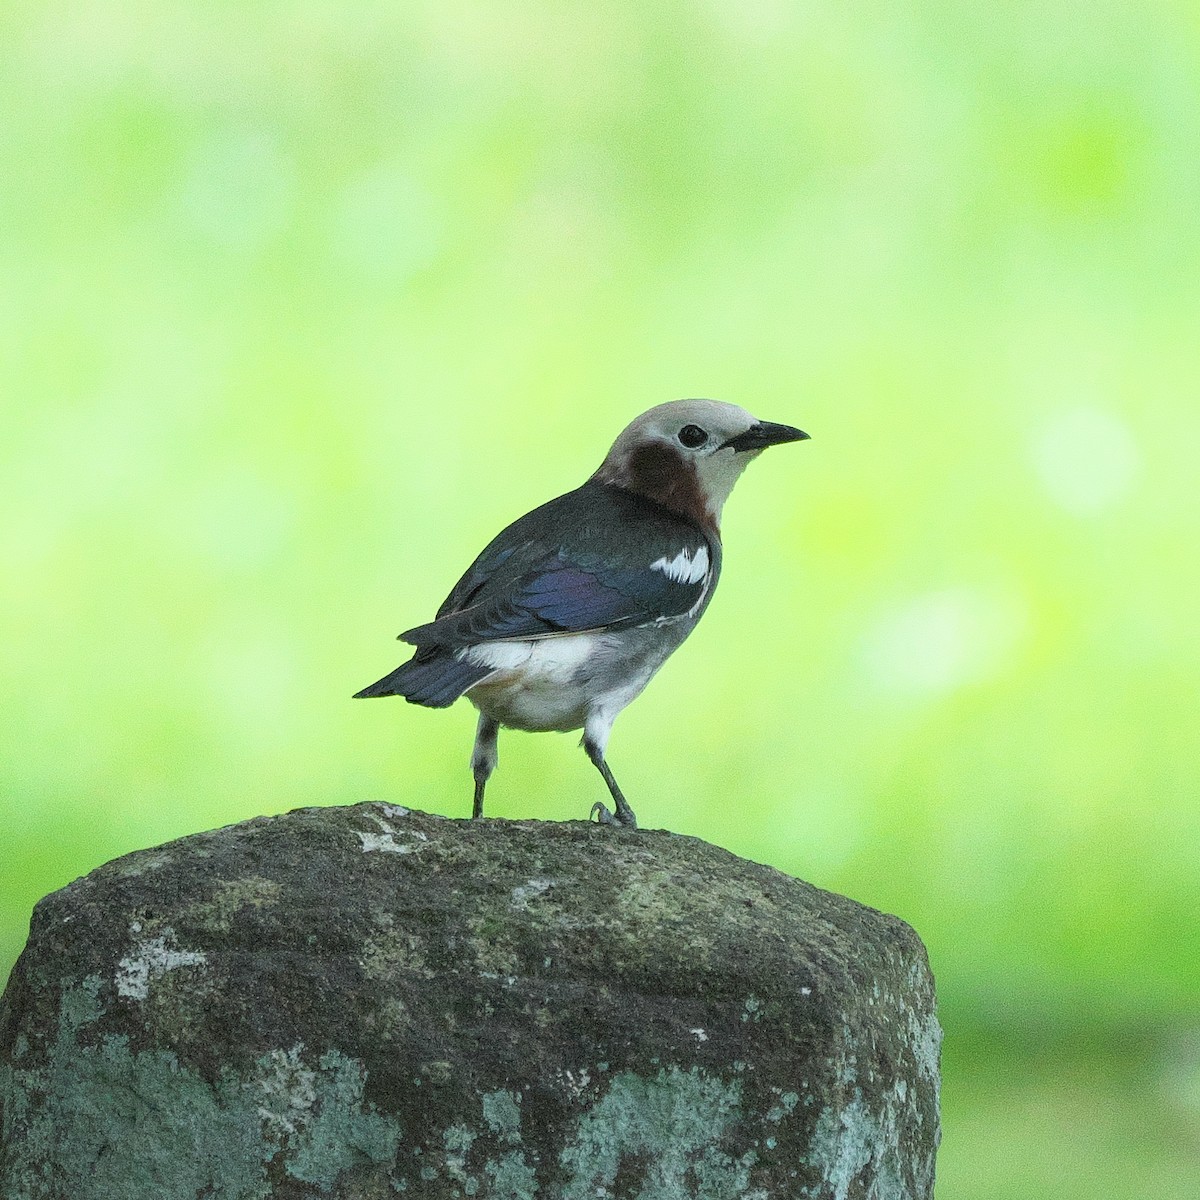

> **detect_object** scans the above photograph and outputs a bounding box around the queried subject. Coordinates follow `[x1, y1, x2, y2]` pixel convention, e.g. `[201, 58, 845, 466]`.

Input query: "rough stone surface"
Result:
[0, 803, 940, 1199]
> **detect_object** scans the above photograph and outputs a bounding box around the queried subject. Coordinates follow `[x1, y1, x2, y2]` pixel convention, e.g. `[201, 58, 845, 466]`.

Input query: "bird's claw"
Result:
[590, 801, 637, 829]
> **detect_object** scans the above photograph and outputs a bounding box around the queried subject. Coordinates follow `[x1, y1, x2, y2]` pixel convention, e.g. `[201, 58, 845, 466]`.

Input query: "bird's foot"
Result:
[590, 801, 638, 829]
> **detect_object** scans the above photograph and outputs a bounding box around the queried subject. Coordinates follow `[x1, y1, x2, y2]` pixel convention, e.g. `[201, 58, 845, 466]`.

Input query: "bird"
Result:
[354, 399, 808, 828]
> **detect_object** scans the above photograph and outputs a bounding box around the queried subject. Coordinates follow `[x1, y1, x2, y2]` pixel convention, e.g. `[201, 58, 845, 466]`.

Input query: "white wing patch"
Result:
[649, 545, 709, 585]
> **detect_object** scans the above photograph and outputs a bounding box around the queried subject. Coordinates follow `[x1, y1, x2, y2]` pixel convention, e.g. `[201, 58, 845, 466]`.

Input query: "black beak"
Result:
[721, 421, 810, 453]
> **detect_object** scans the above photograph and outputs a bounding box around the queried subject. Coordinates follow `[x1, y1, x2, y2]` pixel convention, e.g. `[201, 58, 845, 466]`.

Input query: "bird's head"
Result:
[592, 399, 809, 531]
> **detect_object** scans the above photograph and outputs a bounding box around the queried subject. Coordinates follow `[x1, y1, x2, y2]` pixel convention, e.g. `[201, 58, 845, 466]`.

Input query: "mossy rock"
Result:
[0, 803, 940, 1198]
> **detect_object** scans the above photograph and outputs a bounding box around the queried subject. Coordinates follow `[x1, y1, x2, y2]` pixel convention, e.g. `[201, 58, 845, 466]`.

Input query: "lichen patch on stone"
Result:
[357, 830, 413, 854]
[190, 875, 282, 932]
[560, 1066, 756, 1200]
[114, 926, 207, 1001]
[509, 878, 553, 907]
[482, 1089, 523, 1144]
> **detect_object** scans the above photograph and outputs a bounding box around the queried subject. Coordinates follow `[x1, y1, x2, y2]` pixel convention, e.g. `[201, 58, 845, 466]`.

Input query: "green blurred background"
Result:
[2, 0, 1198, 1193]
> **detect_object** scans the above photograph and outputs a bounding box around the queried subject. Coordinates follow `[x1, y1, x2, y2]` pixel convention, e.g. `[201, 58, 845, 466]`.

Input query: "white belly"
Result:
[458, 633, 636, 733]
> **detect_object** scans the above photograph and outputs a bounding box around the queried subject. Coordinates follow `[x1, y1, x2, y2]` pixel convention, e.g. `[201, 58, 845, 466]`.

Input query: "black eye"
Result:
[678, 424, 708, 449]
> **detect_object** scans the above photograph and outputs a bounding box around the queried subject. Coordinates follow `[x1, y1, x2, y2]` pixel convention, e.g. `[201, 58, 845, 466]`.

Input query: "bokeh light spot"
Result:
[1030, 407, 1140, 516]
[860, 585, 1028, 698]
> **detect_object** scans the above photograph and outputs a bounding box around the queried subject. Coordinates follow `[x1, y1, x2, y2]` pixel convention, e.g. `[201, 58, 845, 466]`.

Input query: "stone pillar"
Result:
[0, 803, 940, 1198]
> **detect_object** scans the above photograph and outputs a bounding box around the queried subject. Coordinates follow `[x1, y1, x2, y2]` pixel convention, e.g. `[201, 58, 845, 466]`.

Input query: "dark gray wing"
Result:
[400, 482, 719, 650]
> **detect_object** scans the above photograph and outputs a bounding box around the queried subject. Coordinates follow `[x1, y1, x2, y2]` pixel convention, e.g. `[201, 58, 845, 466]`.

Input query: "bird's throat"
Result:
[596, 442, 718, 534]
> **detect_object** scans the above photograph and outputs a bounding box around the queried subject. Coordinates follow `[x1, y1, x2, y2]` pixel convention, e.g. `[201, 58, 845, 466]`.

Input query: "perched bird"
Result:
[355, 399, 808, 827]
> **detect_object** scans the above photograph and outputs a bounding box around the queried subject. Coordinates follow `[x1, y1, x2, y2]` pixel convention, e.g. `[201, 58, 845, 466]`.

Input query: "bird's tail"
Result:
[353, 651, 493, 709]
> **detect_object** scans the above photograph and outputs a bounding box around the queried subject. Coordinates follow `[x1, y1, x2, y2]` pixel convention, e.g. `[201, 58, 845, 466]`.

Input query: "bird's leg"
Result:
[582, 735, 637, 829]
[470, 714, 500, 819]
